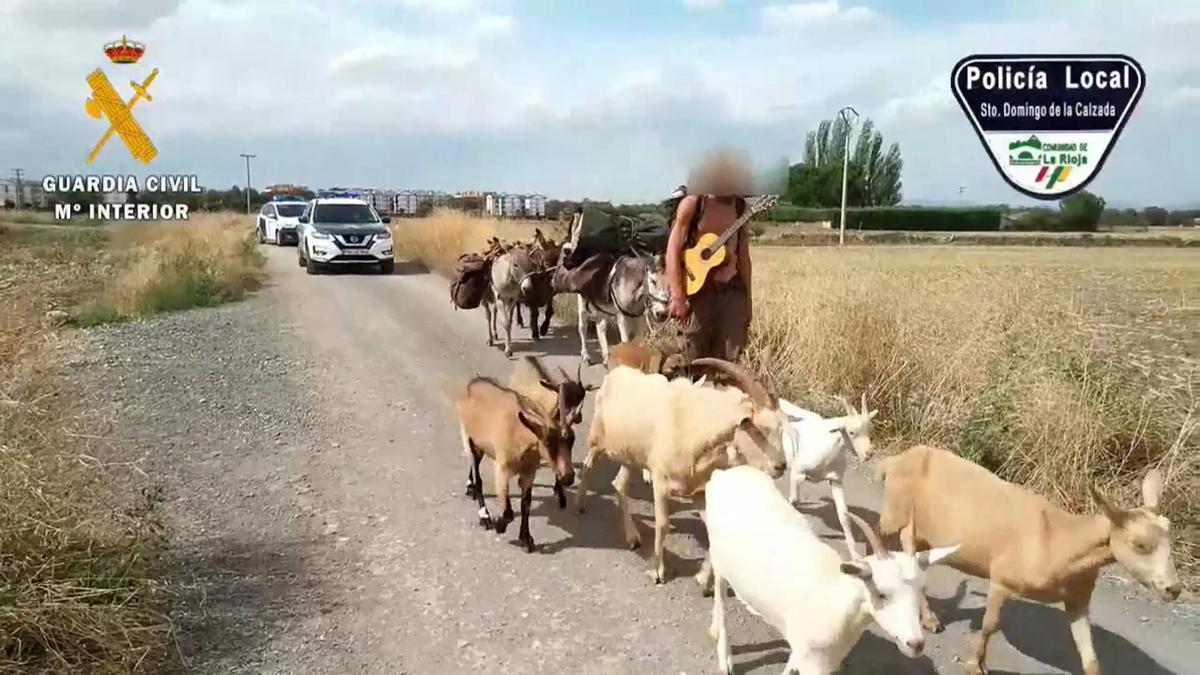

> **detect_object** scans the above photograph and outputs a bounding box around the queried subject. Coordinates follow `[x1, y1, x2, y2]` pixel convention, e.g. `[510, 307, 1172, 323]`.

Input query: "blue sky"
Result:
[1, 0, 1197, 206]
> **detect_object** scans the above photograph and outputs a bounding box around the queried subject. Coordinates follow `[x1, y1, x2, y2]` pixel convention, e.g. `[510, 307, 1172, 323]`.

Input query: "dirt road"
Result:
[73, 245, 1197, 674]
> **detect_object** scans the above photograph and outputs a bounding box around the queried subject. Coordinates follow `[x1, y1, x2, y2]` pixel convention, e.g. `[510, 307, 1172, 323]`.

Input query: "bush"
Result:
[1058, 191, 1105, 232]
[759, 204, 837, 223]
[832, 207, 1003, 232]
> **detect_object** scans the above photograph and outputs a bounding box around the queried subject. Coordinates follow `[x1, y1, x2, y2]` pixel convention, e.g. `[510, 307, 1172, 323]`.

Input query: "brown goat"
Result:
[606, 340, 688, 378]
[455, 376, 576, 552]
[877, 444, 1182, 675]
[506, 356, 594, 507]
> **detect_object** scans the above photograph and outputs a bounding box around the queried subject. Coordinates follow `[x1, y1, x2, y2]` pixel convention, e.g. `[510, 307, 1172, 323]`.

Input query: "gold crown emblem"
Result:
[104, 35, 145, 64]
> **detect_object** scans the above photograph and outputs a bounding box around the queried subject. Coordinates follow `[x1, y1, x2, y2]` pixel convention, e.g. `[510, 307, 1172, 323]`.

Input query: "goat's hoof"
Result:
[644, 568, 667, 585]
[479, 516, 493, 530]
[556, 495, 567, 509]
[519, 535, 537, 553]
[504, 348, 513, 357]
[922, 616, 944, 633]
[582, 354, 596, 366]
[964, 661, 987, 675]
[623, 533, 642, 551]
[695, 575, 714, 597]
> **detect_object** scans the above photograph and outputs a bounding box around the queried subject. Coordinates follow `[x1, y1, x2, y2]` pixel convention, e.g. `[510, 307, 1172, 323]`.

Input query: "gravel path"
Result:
[66, 245, 1198, 674]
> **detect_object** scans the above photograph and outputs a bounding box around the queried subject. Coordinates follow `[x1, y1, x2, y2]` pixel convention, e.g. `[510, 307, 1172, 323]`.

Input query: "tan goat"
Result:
[506, 355, 594, 507]
[574, 358, 788, 585]
[454, 376, 576, 552]
[877, 444, 1182, 675]
[605, 339, 688, 378]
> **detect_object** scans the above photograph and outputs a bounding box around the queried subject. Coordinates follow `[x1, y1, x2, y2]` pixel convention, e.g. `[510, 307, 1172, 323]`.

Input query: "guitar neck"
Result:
[706, 199, 769, 252]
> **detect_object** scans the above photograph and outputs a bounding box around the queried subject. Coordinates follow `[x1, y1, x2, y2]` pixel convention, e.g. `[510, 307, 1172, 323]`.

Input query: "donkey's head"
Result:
[645, 254, 671, 322]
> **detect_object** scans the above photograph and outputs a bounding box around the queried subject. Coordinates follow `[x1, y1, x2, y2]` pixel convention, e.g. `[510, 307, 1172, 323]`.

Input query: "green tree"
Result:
[790, 115, 902, 207]
[1058, 190, 1105, 231]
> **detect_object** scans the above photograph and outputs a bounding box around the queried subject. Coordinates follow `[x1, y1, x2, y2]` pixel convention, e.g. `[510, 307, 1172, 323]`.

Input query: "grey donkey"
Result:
[574, 251, 671, 365]
[487, 246, 555, 357]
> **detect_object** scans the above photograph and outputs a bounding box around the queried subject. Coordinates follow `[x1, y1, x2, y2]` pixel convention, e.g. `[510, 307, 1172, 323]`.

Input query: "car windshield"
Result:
[313, 203, 378, 224]
[276, 204, 306, 217]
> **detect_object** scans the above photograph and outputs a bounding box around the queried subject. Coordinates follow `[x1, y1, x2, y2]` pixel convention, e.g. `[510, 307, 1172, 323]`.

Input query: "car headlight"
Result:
[310, 231, 332, 240]
[376, 229, 392, 240]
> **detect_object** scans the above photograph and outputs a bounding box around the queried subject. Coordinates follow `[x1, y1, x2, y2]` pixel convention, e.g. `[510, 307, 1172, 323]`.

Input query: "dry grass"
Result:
[746, 246, 1197, 586]
[0, 224, 173, 671]
[73, 213, 263, 325]
[394, 212, 1198, 587]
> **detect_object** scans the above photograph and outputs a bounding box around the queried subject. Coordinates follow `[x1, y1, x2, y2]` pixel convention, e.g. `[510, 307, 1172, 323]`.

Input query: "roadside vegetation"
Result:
[73, 213, 264, 326]
[0, 212, 263, 670]
[393, 212, 1198, 588]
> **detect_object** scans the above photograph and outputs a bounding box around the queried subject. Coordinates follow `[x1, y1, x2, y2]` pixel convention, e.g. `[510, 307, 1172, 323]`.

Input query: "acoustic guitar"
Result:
[682, 194, 779, 296]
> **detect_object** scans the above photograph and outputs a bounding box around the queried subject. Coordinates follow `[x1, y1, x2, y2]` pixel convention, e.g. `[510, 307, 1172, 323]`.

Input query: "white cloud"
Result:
[2, 0, 183, 29]
[1161, 85, 1200, 108]
[0, 0, 1197, 204]
[395, 0, 487, 12]
[682, 0, 723, 10]
[760, 1, 876, 30]
[472, 13, 516, 41]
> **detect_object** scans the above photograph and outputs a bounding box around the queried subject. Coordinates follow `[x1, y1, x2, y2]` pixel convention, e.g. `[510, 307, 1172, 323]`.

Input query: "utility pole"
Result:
[837, 105, 859, 246]
[11, 168, 24, 212]
[239, 153, 256, 214]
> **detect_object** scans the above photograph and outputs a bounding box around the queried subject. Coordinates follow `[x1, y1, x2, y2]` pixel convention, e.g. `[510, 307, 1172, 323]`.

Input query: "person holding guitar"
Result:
[664, 149, 758, 362]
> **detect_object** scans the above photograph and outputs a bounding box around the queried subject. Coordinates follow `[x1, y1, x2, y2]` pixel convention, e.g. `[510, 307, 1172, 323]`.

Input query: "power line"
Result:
[10, 168, 24, 212]
[239, 153, 256, 214]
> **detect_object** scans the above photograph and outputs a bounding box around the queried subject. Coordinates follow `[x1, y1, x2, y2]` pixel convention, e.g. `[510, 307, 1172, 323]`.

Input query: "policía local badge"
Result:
[951, 54, 1145, 200]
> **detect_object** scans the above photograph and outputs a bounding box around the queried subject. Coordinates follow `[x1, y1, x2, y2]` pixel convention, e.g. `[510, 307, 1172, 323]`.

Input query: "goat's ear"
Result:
[584, 382, 599, 392]
[1090, 483, 1128, 525]
[1142, 468, 1163, 511]
[539, 377, 556, 390]
[840, 561, 872, 580]
[517, 410, 546, 438]
[917, 544, 960, 569]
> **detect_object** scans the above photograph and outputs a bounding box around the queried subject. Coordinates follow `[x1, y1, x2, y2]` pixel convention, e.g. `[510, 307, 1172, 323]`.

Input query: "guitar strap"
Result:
[686, 195, 748, 251]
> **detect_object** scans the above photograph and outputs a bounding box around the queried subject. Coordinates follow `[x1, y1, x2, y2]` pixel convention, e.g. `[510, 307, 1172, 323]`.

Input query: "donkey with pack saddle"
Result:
[552, 208, 672, 365]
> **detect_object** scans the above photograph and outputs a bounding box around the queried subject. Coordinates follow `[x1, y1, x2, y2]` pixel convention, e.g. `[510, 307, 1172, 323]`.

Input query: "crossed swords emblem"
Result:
[85, 67, 159, 164]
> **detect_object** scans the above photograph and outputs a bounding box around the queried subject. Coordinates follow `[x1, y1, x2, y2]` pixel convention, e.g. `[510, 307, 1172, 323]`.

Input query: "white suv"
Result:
[297, 198, 394, 275]
[257, 199, 307, 245]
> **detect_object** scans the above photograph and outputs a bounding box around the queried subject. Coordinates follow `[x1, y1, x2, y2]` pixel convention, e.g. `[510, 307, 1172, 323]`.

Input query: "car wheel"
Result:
[379, 260, 394, 275]
[297, 245, 306, 267]
[306, 249, 323, 275]
[257, 222, 265, 244]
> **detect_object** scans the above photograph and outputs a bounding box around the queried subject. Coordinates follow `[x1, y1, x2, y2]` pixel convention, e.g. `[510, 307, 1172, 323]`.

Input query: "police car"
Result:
[257, 195, 307, 246]
[296, 197, 394, 274]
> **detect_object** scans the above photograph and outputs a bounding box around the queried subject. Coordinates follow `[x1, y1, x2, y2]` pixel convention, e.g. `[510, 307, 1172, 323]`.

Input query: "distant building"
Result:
[392, 189, 445, 216]
[363, 189, 397, 214]
[485, 192, 547, 219]
[0, 178, 48, 208]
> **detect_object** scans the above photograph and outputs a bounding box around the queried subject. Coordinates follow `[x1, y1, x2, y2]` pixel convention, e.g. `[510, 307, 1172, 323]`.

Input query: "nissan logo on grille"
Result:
[348, 235, 361, 243]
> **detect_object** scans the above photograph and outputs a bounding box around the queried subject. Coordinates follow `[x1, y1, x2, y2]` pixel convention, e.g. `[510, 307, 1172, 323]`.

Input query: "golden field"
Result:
[0, 213, 262, 670]
[392, 209, 1198, 586]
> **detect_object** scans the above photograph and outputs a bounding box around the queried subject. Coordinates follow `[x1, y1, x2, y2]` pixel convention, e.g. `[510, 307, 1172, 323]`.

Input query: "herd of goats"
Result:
[446, 230, 1184, 675]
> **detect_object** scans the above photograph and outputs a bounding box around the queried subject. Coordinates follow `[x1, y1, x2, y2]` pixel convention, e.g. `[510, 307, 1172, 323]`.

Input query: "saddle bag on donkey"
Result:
[450, 252, 490, 310]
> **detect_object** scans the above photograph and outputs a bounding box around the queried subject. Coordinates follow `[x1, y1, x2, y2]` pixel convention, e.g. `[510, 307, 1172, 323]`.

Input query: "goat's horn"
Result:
[557, 366, 570, 383]
[834, 395, 857, 416]
[690, 358, 774, 409]
[847, 512, 889, 559]
[861, 392, 868, 414]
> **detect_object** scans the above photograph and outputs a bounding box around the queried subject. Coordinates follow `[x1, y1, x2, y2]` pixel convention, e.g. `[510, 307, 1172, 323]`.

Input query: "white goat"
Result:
[574, 359, 788, 586]
[705, 465, 959, 675]
[877, 444, 1182, 675]
[778, 393, 878, 555]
